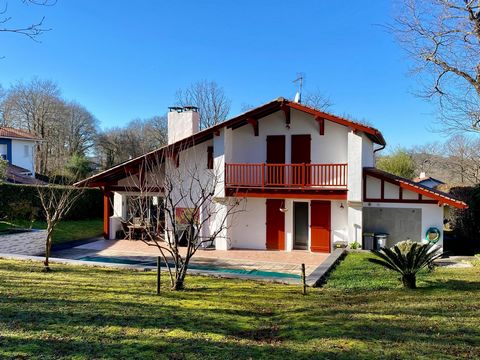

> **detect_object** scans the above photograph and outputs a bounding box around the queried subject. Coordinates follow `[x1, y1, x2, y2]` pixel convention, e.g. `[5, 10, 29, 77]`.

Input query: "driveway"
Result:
[0, 229, 46, 256]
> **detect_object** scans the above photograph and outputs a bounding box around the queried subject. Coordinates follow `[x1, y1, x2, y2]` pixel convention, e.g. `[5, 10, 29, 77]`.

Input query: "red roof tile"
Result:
[0, 127, 42, 140]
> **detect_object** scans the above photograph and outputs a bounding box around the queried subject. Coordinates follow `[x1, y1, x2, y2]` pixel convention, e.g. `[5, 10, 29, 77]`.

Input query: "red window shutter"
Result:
[207, 146, 214, 169]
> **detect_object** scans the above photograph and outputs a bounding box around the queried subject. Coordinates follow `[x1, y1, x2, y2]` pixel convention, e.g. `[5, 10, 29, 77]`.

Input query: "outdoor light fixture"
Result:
[340, 203, 344, 209]
[279, 200, 288, 213]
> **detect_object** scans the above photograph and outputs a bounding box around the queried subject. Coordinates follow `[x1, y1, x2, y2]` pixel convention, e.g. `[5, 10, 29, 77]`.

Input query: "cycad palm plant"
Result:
[369, 241, 443, 289]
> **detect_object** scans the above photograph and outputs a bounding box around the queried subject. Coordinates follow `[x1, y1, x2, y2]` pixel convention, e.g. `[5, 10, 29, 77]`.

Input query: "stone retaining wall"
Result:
[0, 229, 46, 256]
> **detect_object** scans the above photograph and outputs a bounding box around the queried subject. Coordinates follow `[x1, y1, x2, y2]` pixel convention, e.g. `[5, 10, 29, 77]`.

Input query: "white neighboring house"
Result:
[0, 127, 42, 184]
[76, 98, 467, 252]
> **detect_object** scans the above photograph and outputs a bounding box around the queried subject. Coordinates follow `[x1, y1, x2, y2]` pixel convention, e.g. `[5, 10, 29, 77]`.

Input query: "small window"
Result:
[207, 146, 214, 169]
[0, 144, 7, 159]
[24, 145, 30, 157]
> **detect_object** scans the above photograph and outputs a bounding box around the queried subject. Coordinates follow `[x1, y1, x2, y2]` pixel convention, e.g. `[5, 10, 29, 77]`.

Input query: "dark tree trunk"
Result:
[43, 233, 52, 271]
[402, 274, 416, 289]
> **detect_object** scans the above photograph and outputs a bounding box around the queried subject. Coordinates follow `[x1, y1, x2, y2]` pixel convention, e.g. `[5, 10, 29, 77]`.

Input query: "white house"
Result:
[76, 98, 467, 252]
[0, 127, 41, 184]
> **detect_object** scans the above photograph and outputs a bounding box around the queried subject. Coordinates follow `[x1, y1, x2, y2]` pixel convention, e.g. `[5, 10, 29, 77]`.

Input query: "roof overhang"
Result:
[75, 97, 387, 188]
[364, 168, 468, 209]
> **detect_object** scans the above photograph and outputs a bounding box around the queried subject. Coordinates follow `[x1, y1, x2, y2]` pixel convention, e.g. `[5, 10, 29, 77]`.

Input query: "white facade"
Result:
[11, 139, 36, 173]
[103, 100, 461, 252]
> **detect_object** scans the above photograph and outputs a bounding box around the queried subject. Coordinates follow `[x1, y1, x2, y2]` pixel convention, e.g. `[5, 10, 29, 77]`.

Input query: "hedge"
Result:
[0, 183, 102, 221]
[446, 185, 480, 255]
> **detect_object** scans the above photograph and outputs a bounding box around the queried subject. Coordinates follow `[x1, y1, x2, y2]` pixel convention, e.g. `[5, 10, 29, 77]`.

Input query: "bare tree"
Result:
[95, 116, 167, 169]
[443, 134, 480, 184]
[175, 80, 231, 129]
[392, 0, 480, 133]
[37, 179, 86, 270]
[1, 79, 99, 174]
[0, 0, 55, 41]
[62, 101, 98, 157]
[118, 146, 243, 291]
[302, 89, 332, 110]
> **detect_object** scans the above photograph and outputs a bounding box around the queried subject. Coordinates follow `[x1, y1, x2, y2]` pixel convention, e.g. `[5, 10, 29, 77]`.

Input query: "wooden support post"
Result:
[103, 188, 111, 240]
[157, 256, 161, 295]
[301, 263, 307, 295]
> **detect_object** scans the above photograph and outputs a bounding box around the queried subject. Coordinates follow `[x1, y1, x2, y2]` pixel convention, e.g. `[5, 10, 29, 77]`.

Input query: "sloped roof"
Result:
[364, 168, 467, 209]
[4, 164, 45, 185]
[75, 97, 386, 187]
[412, 176, 445, 185]
[0, 127, 42, 141]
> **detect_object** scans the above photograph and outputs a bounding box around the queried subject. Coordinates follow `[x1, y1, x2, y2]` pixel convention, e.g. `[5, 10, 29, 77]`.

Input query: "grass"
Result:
[0, 253, 479, 359]
[0, 219, 103, 244]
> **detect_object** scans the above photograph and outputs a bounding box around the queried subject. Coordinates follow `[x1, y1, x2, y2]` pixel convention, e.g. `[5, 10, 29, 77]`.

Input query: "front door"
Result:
[266, 199, 285, 250]
[266, 135, 285, 185]
[294, 202, 309, 250]
[310, 200, 331, 253]
[291, 134, 311, 185]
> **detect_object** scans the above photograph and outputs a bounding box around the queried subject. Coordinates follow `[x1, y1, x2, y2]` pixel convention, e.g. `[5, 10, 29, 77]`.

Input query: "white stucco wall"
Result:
[229, 109, 349, 165]
[167, 109, 200, 144]
[230, 197, 266, 250]
[347, 132, 363, 202]
[11, 139, 35, 173]
[361, 135, 375, 167]
[230, 198, 347, 252]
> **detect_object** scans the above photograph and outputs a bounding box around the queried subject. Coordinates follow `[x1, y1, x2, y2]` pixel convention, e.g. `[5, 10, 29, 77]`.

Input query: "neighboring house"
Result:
[0, 127, 42, 184]
[413, 172, 445, 189]
[76, 97, 467, 252]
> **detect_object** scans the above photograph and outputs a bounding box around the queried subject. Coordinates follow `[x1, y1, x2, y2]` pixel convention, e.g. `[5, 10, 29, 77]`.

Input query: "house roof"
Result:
[412, 176, 445, 185]
[75, 97, 386, 187]
[0, 127, 42, 141]
[4, 163, 45, 185]
[364, 168, 467, 209]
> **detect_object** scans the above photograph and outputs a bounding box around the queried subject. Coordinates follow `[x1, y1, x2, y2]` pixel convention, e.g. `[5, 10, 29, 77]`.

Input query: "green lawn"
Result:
[0, 253, 478, 359]
[0, 219, 103, 244]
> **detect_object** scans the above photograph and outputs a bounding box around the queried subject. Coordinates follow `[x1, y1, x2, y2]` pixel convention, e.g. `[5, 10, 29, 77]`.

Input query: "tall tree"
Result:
[1, 79, 99, 174]
[392, 0, 480, 134]
[95, 116, 167, 169]
[175, 80, 231, 129]
[1, 78, 63, 173]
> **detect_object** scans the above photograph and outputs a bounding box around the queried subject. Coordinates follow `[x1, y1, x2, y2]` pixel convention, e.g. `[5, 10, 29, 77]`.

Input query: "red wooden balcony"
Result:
[225, 163, 348, 190]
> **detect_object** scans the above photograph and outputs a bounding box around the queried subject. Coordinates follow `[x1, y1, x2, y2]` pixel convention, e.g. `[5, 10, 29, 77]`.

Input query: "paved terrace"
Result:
[52, 239, 329, 276]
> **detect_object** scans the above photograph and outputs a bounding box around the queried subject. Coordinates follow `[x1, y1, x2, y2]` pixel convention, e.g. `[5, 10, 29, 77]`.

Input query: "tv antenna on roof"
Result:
[293, 73, 304, 103]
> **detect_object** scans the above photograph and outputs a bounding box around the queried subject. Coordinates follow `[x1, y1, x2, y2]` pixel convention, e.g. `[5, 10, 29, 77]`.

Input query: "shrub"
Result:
[369, 241, 443, 289]
[0, 183, 102, 221]
[350, 241, 361, 250]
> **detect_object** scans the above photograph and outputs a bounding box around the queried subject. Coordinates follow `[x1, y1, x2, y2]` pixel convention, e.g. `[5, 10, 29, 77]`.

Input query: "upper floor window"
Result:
[207, 146, 214, 169]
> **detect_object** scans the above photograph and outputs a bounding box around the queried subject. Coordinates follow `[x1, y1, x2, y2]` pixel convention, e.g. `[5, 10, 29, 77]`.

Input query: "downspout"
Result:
[373, 144, 386, 154]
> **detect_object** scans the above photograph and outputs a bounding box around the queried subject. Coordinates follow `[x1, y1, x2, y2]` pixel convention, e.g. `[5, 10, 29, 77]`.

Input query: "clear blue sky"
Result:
[1, 0, 439, 149]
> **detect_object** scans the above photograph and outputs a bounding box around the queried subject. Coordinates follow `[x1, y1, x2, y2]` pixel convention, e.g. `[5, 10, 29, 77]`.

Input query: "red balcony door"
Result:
[266, 199, 285, 250]
[266, 135, 285, 185]
[291, 134, 311, 185]
[310, 200, 331, 253]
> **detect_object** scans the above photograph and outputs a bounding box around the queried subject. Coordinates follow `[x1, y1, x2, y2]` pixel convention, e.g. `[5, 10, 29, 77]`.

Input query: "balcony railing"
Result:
[225, 163, 348, 189]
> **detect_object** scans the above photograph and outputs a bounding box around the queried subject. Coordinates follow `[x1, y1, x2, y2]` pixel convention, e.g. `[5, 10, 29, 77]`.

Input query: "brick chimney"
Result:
[167, 106, 200, 145]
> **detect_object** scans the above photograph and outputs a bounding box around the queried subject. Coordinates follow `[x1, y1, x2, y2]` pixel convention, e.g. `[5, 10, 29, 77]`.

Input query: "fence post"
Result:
[301, 263, 307, 295]
[157, 256, 161, 295]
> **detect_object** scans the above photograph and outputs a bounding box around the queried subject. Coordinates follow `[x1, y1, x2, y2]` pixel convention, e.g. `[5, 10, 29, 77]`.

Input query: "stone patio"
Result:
[52, 239, 329, 276]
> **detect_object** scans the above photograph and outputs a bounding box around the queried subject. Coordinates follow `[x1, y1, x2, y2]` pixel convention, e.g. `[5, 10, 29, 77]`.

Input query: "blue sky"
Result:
[1, 0, 439, 149]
